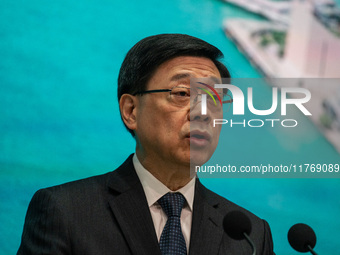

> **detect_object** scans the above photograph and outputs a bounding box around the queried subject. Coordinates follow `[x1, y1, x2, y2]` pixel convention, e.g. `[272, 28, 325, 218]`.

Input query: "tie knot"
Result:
[158, 192, 186, 217]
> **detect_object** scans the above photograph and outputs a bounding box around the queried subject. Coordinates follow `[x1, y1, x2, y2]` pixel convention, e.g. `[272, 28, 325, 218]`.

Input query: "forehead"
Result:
[147, 56, 221, 89]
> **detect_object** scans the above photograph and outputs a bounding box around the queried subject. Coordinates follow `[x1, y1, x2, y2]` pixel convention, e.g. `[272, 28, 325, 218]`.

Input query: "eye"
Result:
[177, 91, 189, 97]
[172, 87, 190, 97]
[207, 94, 218, 101]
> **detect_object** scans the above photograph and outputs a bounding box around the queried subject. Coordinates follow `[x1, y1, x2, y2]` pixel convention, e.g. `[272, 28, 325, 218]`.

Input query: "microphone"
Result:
[288, 223, 318, 255]
[223, 211, 256, 255]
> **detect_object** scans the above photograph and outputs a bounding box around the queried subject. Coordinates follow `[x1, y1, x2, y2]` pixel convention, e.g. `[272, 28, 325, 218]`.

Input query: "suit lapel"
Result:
[189, 180, 225, 255]
[106, 156, 227, 255]
[107, 155, 161, 255]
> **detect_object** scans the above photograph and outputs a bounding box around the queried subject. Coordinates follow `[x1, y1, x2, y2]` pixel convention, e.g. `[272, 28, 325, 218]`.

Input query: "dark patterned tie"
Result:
[158, 192, 187, 255]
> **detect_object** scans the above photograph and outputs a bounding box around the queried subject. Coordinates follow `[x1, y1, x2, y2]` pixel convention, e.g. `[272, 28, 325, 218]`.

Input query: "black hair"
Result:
[118, 33, 231, 136]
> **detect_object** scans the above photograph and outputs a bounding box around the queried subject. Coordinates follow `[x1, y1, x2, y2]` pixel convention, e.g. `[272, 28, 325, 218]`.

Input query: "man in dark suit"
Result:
[18, 34, 275, 254]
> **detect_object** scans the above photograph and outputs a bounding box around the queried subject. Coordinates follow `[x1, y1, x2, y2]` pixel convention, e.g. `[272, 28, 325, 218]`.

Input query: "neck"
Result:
[135, 151, 193, 191]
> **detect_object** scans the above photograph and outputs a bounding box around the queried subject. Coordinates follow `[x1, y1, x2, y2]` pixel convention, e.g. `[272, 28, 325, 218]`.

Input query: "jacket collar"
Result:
[189, 179, 225, 255]
[107, 154, 162, 255]
[107, 155, 225, 255]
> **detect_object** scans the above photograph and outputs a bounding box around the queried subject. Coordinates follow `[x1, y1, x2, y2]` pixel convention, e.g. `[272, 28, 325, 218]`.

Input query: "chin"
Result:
[171, 151, 191, 166]
[190, 150, 212, 167]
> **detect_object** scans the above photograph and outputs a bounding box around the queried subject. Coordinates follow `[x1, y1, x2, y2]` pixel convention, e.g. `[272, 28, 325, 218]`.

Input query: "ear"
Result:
[119, 94, 138, 131]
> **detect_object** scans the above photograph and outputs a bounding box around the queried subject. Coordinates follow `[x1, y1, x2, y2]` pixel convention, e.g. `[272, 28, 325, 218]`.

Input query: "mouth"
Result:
[187, 130, 211, 147]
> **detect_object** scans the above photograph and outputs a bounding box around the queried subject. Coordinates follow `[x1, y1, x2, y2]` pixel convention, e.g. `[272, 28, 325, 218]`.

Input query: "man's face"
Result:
[134, 56, 223, 169]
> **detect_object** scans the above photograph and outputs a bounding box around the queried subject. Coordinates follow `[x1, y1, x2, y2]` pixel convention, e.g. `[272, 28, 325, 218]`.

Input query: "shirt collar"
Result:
[133, 153, 195, 211]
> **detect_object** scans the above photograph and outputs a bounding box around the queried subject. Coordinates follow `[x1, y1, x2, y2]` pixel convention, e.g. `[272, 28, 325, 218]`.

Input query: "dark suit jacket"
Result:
[18, 154, 274, 254]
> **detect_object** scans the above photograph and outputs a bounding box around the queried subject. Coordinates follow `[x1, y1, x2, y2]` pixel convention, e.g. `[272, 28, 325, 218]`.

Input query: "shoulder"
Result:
[196, 180, 275, 253]
[36, 154, 136, 200]
[195, 179, 244, 212]
[27, 172, 111, 218]
[196, 179, 267, 228]
[38, 171, 110, 195]
[30, 154, 136, 210]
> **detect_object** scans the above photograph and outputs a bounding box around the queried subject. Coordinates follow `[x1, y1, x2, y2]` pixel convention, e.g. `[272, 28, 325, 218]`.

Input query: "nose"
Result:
[188, 99, 211, 123]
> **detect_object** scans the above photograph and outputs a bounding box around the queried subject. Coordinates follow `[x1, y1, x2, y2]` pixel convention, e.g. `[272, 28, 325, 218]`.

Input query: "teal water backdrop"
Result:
[1, 0, 340, 254]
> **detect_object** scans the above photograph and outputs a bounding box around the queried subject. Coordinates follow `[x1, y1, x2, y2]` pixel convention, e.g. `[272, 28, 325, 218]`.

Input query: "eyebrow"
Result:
[170, 73, 221, 84]
[208, 76, 221, 84]
[170, 73, 191, 82]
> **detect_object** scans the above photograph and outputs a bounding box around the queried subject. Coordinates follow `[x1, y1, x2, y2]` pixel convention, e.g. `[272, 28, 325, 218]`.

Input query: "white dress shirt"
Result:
[133, 154, 195, 252]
